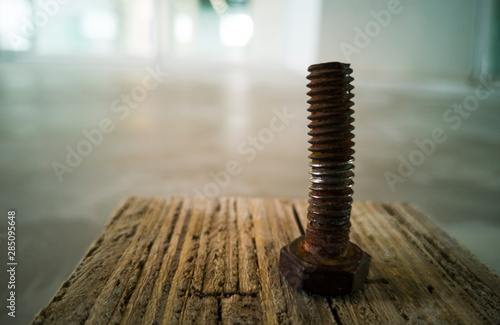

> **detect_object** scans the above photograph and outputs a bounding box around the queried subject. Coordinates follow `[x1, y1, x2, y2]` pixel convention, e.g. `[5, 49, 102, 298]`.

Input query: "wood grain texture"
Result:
[33, 196, 500, 324]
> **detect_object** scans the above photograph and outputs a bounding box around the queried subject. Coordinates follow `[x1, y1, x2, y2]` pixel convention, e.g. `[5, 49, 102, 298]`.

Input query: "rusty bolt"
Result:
[279, 62, 371, 296]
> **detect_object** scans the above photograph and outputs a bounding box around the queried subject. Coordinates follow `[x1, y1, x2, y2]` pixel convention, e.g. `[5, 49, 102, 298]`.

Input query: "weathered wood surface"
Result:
[33, 196, 500, 324]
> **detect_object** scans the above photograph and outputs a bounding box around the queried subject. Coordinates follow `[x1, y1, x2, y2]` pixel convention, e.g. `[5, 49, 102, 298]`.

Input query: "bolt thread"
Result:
[304, 62, 355, 258]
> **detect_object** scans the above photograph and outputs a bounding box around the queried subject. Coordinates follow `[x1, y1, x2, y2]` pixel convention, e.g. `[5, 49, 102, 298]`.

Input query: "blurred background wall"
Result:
[1, 0, 499, 80]
[0, 1, 499, 323]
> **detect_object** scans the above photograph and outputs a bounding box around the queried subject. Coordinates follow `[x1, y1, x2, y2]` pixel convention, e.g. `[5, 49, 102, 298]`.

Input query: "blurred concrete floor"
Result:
[0, 62, 499, 323]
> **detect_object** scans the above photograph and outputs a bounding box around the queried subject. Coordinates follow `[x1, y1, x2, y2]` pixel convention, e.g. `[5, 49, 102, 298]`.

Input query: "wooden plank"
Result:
[161, 197, 203, 324]
[236, 197, 260, 294]
[250, 198, 291, 324]
[89, 197, 177, 324]
[117, 196, 180, 324]
[354, 202, 465, 324]
[141, 196, 189, 324]
[181, 296, 219, 324]
[224, 197, 239, 293]
[191, 198, 219, 295]
[32, 197, 500, 325]
[221, 295, 262, 324]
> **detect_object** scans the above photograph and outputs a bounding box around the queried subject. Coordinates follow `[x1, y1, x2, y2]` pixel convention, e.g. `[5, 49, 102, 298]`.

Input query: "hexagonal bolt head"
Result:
[279, 236, 371, 296]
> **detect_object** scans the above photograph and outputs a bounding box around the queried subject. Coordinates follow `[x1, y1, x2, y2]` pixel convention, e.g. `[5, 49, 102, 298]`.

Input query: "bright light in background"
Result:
[219, 14, 253, 47]
[122, 0, 154, 57]
[81, 10, 118, 40]
[0, 0, 32, 51]
[174, 13, 194, 44]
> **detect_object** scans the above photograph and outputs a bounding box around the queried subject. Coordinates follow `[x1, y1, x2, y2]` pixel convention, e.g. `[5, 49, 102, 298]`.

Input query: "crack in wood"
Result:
[292, 204, 305, 235]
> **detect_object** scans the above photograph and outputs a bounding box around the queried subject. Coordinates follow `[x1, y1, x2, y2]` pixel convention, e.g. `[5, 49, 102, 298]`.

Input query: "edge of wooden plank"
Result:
[384, 202, 500, 297]
[32, 196, 151, 324]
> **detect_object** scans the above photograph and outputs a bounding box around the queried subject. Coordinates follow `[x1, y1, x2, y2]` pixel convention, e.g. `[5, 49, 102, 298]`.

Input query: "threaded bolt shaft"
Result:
[304, 62, 355, 258]
[279, 61, 370, 296]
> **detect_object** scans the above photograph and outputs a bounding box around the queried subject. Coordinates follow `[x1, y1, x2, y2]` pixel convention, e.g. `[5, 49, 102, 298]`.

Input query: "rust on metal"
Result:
[279, 61, 371, 296]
